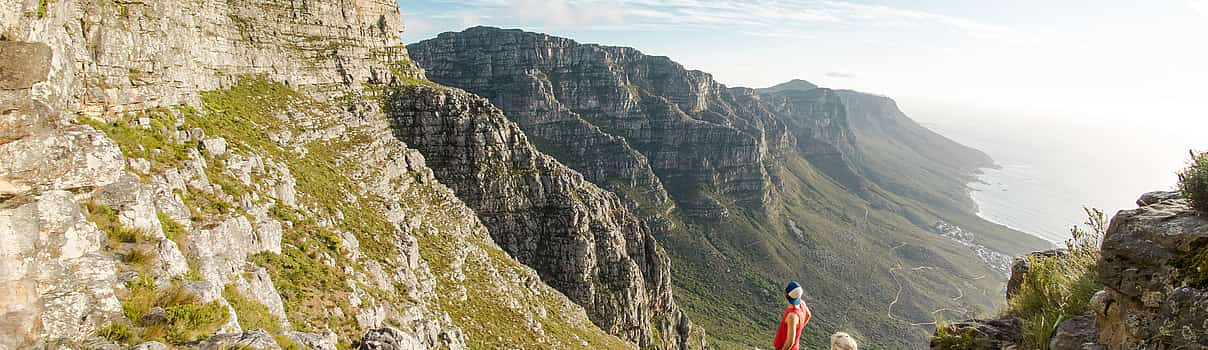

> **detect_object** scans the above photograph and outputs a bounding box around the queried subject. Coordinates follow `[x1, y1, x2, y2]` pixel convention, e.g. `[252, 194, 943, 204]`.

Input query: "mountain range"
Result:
[1, 2, 1049, 350]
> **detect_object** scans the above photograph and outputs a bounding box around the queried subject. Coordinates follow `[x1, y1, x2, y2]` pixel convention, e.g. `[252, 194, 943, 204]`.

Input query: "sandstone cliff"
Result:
[406, 27, 785, 221]
[385, 84, 704, 349]
[0, 1, 646, 349]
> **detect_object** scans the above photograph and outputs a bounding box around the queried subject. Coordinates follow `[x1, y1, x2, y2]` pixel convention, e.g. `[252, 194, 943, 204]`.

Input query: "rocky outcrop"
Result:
[1049, 314, 1099, 350]
[2, 0, 643, 349]
[1006, 249, 1068, 299]
[930, 317, 1023, 350]
[386, 84, 701, 349]
[1095, 190, 1208, 349]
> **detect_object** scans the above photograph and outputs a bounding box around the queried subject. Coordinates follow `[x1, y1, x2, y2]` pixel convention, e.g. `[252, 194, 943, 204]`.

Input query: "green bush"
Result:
[931, 324, 992, 350]
[1007, 208, 1105, 350]
[1178, 151, 1208, 213]
[111, 275, 229, 345]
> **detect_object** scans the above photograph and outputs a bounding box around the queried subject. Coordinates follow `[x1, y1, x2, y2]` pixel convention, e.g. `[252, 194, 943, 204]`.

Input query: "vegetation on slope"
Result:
[1178, 150, 1208, 213]
[87, 74, 631, 347]
[665, 155, 1007, 349]
[1005, 209, 1105, 350]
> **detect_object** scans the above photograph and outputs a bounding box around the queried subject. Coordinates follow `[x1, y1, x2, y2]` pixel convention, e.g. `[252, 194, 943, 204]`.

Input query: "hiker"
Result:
[772, 281, 812, 350]
[831, 332, 858, 350]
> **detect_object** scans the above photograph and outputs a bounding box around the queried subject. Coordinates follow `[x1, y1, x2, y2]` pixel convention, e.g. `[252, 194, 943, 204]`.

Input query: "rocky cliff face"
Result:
[385, 84, 703, 349]
[408, 26, 1046, 349]
[1095, 191, 1208, 349]
[0, 1, 645, 349]
[406, 27, 786, 220]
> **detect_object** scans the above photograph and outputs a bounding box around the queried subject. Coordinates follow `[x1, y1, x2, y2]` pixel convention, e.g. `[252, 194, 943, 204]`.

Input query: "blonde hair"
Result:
[830, 332, 857, 350]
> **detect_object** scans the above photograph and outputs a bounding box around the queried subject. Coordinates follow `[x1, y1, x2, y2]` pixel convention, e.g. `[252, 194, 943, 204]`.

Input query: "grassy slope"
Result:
[663, 155, 1010, 349]
[90, 76, 632, 348]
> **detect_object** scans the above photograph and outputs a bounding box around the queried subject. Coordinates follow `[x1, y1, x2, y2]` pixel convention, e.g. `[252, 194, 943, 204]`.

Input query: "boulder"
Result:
[281, 331, 338, 350]
[359, 327, 425, 350]
[1049, 314, 1097, 350]
[191, 330, 280, 350]
[1096, 191, 1208, 349]
[931, 317, 1022, 350]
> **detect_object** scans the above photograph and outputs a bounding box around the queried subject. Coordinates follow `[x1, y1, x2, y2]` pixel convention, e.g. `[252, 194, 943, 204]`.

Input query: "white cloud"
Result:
[501, 0, 625, 28]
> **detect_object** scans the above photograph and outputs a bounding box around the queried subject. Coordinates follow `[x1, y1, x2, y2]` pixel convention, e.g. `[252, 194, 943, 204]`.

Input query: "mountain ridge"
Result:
[407, 25, 1050, 349]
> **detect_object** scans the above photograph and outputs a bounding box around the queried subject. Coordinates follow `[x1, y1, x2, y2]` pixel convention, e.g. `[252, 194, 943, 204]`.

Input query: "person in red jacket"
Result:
[773, 281, 812, 350]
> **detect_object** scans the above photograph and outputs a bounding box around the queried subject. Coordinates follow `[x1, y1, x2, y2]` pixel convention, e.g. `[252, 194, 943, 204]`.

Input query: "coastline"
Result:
[965, 163, 1063, 245]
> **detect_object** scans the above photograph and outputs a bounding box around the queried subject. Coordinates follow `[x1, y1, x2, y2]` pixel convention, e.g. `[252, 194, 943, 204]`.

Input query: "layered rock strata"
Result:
[1, 0, 642, 348]
[1095, 191, 1208, 349]
[386, 84, 702, 350]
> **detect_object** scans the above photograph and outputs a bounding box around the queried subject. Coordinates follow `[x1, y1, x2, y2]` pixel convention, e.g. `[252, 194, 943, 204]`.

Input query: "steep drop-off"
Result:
[385, 84, 704, 349]
[0, 1, 672, 349]
[408, 26, 1051, 349]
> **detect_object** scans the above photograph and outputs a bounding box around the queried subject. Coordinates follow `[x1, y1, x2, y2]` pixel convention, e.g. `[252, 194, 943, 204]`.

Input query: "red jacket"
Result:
[772, 303, 811, 350]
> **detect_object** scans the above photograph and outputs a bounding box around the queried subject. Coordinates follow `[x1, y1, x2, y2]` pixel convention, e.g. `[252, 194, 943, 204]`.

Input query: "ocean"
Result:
[900, 98, 1206, 243]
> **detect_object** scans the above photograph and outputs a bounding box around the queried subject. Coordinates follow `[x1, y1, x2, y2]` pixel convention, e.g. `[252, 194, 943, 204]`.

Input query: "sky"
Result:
[400, 1, 1208, 234]
[400, 0, 1208, 130]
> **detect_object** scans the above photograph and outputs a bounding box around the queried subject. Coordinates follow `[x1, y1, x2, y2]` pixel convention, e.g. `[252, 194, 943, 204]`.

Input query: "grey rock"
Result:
[1096, 191, 1208, 349]
[388, 85, 689, 348]
[281, 331, 338, 350]
[1136, 190, 1181, 206]
[931, 316, 1023, 349]
[191, 330, 280, 350]
[360, 327, 425, 350]
[138, 307, 167, 326]
[202, 137, 227, 157]
[130, 341, 170, 350]
[1049, 314, 1098, 350]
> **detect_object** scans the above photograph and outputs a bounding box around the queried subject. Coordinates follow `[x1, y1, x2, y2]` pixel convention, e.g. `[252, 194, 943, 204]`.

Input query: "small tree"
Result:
[1177, 150, 1208, 213]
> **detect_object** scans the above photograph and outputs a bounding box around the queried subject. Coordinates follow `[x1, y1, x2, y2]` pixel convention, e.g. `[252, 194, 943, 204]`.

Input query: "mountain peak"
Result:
[759, 79, 819, 93]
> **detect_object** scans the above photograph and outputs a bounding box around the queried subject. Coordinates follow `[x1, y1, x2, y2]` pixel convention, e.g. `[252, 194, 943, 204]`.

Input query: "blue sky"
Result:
[400, 1, 1208, 130]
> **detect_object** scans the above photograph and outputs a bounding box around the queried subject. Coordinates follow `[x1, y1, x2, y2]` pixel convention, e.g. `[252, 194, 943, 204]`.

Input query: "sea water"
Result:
[902, 99, 1205, 243]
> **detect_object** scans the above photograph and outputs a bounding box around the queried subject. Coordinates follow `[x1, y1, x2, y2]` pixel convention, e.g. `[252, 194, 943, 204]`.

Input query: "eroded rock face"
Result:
[1095, 191, 1208, 349]
[387, 85, 699, 349]
[2, 0, 635, 349]
[406, 27, 782, 220]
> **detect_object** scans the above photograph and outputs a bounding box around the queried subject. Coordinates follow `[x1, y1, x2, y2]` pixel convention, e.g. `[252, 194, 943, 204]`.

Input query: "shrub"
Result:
[96, 322, 136, 343]
[114, 275, 229, 345]
[931, 323, 992, 350]
[1178, 150, 1208, 213]
[1007, 208, 1105, 350]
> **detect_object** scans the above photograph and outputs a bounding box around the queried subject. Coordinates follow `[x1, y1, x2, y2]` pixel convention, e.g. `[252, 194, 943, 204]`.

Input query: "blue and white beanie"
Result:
[785, 281, 804, 305]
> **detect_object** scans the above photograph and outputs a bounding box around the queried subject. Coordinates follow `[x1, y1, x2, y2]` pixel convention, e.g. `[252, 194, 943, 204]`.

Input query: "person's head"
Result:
[830, 332, 857, 350]
[784, 281, 804, 306]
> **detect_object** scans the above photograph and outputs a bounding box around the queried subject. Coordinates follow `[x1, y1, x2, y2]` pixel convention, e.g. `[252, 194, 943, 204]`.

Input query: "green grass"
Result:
[84, 201, 145, 247]
[223, 284, 282, 332]
[80, 108, 196, 172]
[104, 275, 229, 345]
[37, 0, 49, 18]
[1178, 150, 1208, 213]
[158, 212, 186, 246]
[1175, 245, 1208, 288]
[1005, 208, 1105, 350]
[930, 323, 993, 350]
